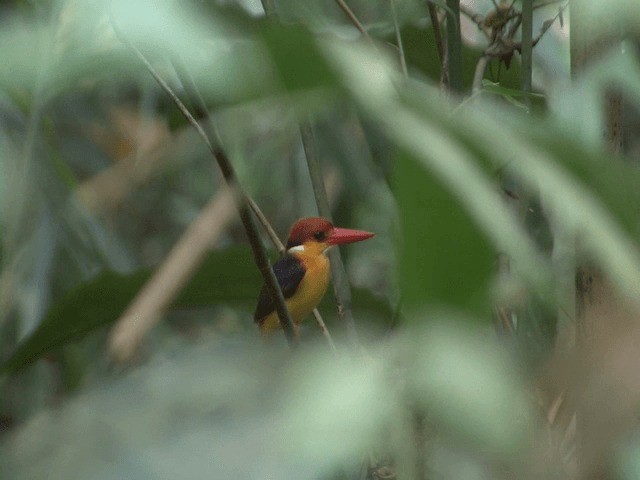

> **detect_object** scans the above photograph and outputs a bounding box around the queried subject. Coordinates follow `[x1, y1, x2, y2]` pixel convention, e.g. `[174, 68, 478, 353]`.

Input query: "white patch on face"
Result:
[288, 245, 305, 254]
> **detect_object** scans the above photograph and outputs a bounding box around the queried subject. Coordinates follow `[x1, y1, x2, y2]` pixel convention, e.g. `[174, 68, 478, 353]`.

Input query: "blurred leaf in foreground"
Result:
[2, 319, 534, 480]
[393, 150, 493, 317]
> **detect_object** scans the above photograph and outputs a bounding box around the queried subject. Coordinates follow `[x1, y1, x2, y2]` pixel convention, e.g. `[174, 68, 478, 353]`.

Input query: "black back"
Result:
[253, 254, 306, 322]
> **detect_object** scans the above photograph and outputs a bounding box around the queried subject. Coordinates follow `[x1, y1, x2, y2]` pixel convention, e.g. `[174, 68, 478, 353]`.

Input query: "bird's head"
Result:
[285, 217, 374, 256]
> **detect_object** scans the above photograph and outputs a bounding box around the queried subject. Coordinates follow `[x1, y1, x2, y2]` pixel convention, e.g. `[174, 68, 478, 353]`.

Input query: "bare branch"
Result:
[259, 0, 277, 17]
[109, 9, 299, 353]
[427, 2, 446, 68]
[174, 60, 336, 350]
[459, 3, 485, 28]
[445, 0, 463, 92]
[390, 0, 408, 78]
[334, 0, 374, 45]
[472, 55, 490, 93]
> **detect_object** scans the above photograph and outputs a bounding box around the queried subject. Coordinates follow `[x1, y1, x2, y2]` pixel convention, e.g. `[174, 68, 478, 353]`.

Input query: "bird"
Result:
[254, 217, 374, 337]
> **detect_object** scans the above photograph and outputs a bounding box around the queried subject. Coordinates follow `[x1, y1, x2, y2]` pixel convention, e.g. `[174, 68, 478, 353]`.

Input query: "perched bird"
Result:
[254, 217, 374, 337]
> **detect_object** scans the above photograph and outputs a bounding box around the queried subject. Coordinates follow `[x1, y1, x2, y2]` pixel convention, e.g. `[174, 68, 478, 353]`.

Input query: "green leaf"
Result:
[260, 22, 340, 94]
[1, 248, 255, 374]
[393, 151, 493, 315]
[3, 247, 390, 374]
[326, 44, 553, 297]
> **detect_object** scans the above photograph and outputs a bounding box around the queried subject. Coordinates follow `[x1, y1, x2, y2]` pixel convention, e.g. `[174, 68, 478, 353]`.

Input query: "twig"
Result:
[440, 21, 450, 90]
[390, 0, 408, 78]
[259, 0, 277, 17]
[171, 57, 224, 148]
[459, 3, 484, 26]
[255, 0, 339, 352]
[172, 59, 337, 352]
[299, 121, 361, 347]
[445, 0, 463, 92]
[109, 186, 236, 363]
[495, 306, 514, 335]
[521, 0, 533, 109]
[427, 2, 445, 68]
[534, 3, 568, 42]
[472, 55, 490, 93]
[470, 0, 566, 93]
[247, 198, 285, 254]
[333, 0, 374, 45]
[109, 9, 298, 349]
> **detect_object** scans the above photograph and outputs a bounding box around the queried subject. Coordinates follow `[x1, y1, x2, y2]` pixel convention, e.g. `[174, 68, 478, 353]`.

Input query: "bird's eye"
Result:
[313, 231, 326, 241]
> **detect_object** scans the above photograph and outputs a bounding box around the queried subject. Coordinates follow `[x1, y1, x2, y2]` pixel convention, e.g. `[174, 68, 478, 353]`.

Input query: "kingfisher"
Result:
[254, 217, 374, 337]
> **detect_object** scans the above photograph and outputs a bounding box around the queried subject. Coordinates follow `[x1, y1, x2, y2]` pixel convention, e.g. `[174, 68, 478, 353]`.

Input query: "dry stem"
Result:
[109, 186, 236, 363]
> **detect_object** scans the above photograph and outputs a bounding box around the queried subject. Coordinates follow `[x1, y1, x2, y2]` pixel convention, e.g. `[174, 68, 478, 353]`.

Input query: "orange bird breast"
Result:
[255, 243, 330, 336]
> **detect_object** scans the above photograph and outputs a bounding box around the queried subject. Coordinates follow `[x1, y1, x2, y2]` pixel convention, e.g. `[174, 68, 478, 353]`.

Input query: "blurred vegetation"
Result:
[2, 0, 640, 478]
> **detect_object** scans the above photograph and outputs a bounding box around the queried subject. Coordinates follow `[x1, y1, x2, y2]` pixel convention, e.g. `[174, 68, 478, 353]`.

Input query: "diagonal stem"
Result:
[427, 2, 446, 68]
[174, 48, 336, 351]
[445, 0, 463, 93]
[333, 0, 374, 45]
[109, 11, 298, 348]
[390, 0, 408, 78]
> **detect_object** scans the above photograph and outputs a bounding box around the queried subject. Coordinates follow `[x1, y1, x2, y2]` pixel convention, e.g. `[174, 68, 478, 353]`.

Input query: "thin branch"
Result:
[472, 55, 490, 93]
[473, 2, 567, 66]
[299, 121, 361, 347]
[255, 2, 340, 352]
[259, 0, 277, 17]
[247, 198, 285, 254]
[390, 0, 408, 78]
[506, 14, 523, 41]
[521, 0, 533, 109]
[459, 4, 485, 29]
[440, 20, 450, 90]
[510, 4, 566, 52]
[172, 61, 337, 352]
[534, 3, 568, 42]
[109, 10, 298, 348]
[333, 0, 374, 45]
[445, 0, 463, 92]
[427, 2, 445, 68]
[171, 57, 224, 148]
[495, 306, 514, 336]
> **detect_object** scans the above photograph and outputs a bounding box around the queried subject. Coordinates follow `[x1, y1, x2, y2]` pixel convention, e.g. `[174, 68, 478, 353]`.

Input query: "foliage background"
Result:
[1, 0, 640, 479]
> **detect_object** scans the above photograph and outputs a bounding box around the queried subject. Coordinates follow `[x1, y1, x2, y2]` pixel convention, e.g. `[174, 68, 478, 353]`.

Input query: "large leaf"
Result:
[260, 21, 341, 94]
[1, 320, 531, 480]
[1, 248, 245, 374]
[3, 247, 390, 374]
[325, 43, 553, 297]
[393, 150, 493, 315]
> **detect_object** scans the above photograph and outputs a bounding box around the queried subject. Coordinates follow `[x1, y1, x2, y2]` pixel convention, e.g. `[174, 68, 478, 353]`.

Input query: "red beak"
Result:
[327, 227, 375, 246]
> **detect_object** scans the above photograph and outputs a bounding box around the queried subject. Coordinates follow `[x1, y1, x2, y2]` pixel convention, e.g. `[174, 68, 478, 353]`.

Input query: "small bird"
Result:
[254, 217, 374, 337]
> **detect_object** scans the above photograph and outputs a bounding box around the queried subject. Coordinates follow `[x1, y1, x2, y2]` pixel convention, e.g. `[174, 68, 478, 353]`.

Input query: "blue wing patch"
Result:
[253, 254, 306, 322]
